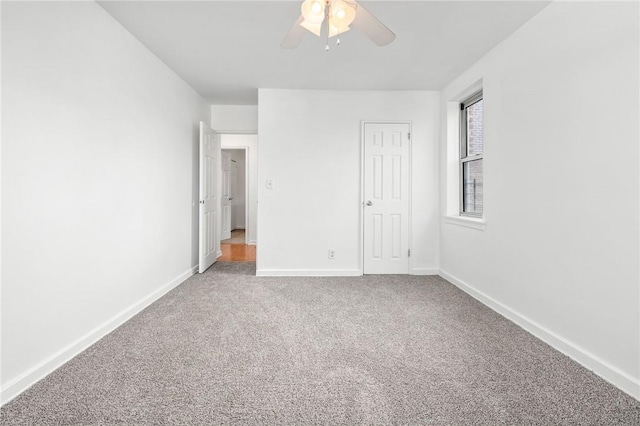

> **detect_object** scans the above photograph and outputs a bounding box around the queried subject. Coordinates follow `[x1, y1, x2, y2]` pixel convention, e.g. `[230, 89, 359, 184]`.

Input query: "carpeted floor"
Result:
[1, 262, 639, 425]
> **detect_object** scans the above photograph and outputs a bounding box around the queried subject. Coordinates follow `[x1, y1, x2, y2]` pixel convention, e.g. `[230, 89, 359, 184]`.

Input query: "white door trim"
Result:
[360, 120, 412, 275]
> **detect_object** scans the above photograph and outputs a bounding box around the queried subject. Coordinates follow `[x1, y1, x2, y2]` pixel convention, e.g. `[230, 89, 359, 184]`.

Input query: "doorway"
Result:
[220, 146, 256, 262]
[221, 149, 246, 243]
[362, 122, 411, 274]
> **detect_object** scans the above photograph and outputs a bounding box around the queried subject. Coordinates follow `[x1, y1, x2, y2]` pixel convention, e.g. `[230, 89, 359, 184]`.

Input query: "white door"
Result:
[221, 151, 232, 240]
[363, 122, 411, 274]
[199, 122, 220, 273]
[229, 156, 239, 230]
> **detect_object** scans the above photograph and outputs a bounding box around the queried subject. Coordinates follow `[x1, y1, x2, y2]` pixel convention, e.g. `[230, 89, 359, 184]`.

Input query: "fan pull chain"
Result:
[325, 1, 330, 51]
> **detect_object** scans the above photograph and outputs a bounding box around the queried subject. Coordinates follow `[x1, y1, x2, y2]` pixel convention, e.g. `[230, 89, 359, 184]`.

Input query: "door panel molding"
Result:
[221, 151, 232, 241]
[360, 121, 412, 275]
[199, 121, 220, 273]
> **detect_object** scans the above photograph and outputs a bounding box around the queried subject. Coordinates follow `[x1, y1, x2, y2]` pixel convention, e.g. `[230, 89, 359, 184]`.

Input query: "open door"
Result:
[199, 121, 220, 273]
[221, 151, 232, 241]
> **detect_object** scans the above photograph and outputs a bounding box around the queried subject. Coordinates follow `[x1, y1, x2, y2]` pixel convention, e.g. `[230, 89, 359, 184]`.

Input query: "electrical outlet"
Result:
[266, 179, 273, 189]
[328, 249, 335, 259]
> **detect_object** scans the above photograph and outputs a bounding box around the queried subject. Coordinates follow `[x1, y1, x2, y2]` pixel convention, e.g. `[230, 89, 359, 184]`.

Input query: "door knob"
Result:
[366, 200, 373, 206]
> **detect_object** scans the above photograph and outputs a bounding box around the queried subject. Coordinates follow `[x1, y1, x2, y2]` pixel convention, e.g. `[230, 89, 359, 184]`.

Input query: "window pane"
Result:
[466, 99, 484, 156]
[463, 159, 483, 214]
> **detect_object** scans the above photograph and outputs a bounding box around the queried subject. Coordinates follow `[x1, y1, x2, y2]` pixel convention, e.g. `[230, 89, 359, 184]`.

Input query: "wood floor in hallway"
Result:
[219, 243, 256, 262]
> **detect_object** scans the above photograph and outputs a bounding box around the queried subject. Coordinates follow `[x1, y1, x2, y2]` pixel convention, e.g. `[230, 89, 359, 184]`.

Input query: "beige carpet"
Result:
[1, 262, 638, 424]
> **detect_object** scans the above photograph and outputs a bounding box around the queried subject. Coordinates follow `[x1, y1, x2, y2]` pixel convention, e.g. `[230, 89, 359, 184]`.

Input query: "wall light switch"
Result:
[266, 179, 273, 189]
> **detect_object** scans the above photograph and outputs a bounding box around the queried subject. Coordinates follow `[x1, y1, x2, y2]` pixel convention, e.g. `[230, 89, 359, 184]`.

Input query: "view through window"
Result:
[460, 92, 484, 216]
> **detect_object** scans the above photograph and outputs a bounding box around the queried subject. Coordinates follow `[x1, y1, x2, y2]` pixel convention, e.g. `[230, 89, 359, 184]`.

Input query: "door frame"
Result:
[359, 120, 413, 275]
[220, 145, 251, 247]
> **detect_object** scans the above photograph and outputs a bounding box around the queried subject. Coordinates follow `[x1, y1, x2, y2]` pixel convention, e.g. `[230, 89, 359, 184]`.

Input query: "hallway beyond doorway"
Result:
[220, 229, 255, 262]
[222, 229, 245, 244]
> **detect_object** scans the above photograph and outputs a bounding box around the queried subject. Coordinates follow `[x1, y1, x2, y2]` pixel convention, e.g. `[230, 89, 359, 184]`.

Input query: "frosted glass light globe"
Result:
[301, 0, 326, 25]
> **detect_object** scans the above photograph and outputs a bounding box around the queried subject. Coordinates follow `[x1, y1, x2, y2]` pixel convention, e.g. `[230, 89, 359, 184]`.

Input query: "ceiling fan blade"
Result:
[352, 1, 396, 46]
[281, 14, 306, 49]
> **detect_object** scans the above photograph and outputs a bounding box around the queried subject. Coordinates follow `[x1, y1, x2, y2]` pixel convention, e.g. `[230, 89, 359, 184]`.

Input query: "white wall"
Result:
[1, 1, 210, 403]
[221, 135, 258, 244]
[211, 105, 258, 133]
[439, 2, 639, 398]
[258, 89, 439, 276]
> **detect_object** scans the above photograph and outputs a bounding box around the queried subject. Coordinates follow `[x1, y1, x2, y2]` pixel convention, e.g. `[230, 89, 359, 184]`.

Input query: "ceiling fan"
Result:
[281, 0, 395, 50]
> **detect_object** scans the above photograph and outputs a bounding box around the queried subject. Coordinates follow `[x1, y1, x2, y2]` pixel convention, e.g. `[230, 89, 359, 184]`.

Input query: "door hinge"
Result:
[407, 132, 411, 140]
[408, 249, 411, 257]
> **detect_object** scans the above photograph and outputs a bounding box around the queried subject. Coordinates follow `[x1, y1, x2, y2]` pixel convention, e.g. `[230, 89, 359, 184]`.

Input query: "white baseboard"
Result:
[0, 265, 198, 406]
[247, 240, 257, 246]
[410, 268, 439, 275]
[439, 269, 640, 401]
[256, 269, 362, 277]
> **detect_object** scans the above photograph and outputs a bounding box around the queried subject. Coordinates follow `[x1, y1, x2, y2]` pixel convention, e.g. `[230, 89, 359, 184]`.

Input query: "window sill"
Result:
[443, 215, 486, 231]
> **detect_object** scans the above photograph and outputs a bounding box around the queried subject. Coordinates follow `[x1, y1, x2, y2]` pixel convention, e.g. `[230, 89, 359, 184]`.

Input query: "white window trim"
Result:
[444, 79, 484, 222]
[443, 215, 486, 231]
[460, 91, 484, 218]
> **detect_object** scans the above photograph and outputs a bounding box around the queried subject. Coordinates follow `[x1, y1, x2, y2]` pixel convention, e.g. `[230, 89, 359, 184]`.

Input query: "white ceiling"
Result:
[98, 1, 550, 105]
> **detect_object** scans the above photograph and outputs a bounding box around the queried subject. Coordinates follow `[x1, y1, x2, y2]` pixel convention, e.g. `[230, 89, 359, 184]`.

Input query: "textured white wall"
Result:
[1, 1, 210, 402]
[211, 105, 258, 133]
[221, 135, 258, 244]
[439, 1, 639, 398]
[257, 89, 440, 276]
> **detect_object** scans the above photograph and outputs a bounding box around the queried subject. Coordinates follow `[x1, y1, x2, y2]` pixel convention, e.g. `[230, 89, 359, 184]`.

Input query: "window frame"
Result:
[459, 91, 484, 217]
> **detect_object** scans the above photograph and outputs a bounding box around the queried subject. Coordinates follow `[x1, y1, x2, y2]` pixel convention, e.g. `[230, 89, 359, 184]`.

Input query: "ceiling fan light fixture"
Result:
[301, 0, 326, 25]
[282, 0, 395, 49]
[300, 19, 323, 37]
[328, 23, 351, 38]
[331, 0, 356, 27]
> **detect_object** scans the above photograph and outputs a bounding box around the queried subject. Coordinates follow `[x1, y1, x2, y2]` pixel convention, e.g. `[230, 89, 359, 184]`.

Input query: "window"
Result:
[460, 91, 483, 216]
